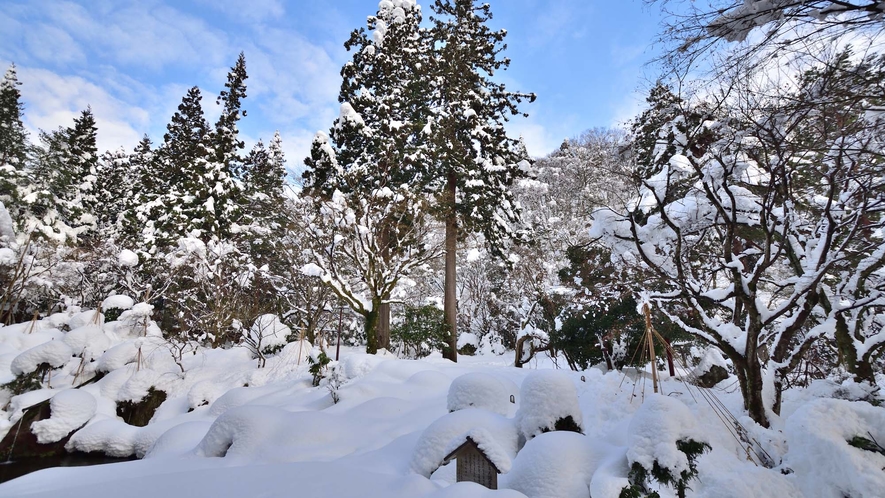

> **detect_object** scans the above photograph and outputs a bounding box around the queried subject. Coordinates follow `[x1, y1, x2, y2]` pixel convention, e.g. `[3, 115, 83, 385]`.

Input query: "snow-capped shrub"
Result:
[447, 372, 516, 416]
[242, 314, 291, 367]
[10, 339, 74, 376]
[622, 395, 710, 498]
[503, 431, 612, 498]
[515, 370, 584, 441]
[101, 294, 135, 322]
[64, 324, 111, 361]
[784, 398, 885, 498]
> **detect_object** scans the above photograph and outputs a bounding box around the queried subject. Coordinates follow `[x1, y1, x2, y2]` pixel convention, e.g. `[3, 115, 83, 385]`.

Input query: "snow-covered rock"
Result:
[31, 389, 97, 444]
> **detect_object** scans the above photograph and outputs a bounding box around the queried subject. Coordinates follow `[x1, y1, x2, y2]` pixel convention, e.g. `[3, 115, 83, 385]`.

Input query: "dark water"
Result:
[0, 453, 137, 483]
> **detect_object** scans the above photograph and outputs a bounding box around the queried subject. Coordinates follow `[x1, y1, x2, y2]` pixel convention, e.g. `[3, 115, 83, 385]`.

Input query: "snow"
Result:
[102, 295, 135, 311]
[10, 339, 74, 375]
[515, 370, 583, 440]
[783, 398, 885, 498]
[0, 313, 881, 497]
[117, 249, 139, 267]
[447, 372, 516, 416]
[31, 389, 97, 443]
[502, 431, 613, 498]
[625, 394, 706, 477]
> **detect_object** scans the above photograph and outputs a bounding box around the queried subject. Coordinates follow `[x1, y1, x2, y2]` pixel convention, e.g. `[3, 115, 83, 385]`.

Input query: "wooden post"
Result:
[336, 306, 344, 361]
[297, 328, 305, 366]
[643, 304, 659, 394]
[665, 337, 676, 377]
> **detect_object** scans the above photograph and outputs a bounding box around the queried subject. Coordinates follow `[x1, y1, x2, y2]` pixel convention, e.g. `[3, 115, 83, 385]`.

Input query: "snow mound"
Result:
[503, 431, 612, 498]
[626, 394, 706, 477]
[96, 341, 139, 372]
[68, 310, 102, 330]
[117, 249, 139, 267]
[447, 372, 515, 416]
[102, 294, 135, 311]
[10, 339, 74, 375]
[66, 418, 139, 457]
[64, 324, 111, 360]
[31, 389, 97, 444]
[340, 352, 387, 380]
[784, 398, 885, 498]
[515, 370, 583, 440]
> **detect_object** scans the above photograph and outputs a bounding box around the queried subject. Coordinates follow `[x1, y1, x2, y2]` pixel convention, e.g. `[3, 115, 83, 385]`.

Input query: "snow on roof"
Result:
[442, 428, 512, 474]
[411, 408, 518, 478]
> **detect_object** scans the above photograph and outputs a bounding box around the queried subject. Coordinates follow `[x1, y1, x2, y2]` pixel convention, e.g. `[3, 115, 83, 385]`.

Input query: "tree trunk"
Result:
[364, 306, 379, 355]
[734, 352, 770, 428]
[834, 313, 877, 385]
[378, 303, 390, 352]
[443, 170, 458, 362]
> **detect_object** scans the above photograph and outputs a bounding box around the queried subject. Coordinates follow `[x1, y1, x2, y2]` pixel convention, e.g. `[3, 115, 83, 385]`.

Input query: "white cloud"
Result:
[195, 0, 285, 24]
[18, 67, 144, 151]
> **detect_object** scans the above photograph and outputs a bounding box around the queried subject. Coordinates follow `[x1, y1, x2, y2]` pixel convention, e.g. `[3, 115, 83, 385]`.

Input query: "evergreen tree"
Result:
[26, 108, 98, 242]
[0, 64, 28, 212]
[424, 0, 535, 361]
[138, 86, 211, 250]
[303, 0, 435, 352]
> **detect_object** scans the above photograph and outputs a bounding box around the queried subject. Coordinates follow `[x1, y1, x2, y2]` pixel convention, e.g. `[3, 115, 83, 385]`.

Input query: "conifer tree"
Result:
[27, 108, 98, 242]
[424, 0, 535, 361]
[139, 86, 210, 250]
[303, 0, 437, 352]
[0, 64, 28, 211]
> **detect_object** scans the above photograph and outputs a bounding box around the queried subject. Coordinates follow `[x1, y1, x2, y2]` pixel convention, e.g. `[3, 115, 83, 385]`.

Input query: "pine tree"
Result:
[424, 0, 535, 361]
[0, 64, 28, 211]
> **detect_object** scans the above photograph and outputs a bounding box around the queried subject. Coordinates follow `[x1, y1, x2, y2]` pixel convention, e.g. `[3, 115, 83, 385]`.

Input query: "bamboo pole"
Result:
[643, 304, 659, 394]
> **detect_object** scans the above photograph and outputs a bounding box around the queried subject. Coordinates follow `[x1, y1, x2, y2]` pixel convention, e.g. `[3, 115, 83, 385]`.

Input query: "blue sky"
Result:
[0, 0, 665, 175]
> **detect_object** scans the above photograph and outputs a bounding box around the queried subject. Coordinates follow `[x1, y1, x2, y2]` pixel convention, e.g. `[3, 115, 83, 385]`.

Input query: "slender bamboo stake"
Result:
[643, 304, 659, 394]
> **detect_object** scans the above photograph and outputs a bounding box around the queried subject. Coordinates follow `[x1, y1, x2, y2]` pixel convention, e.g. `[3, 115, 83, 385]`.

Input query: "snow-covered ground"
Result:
[0, 307, 883, 497]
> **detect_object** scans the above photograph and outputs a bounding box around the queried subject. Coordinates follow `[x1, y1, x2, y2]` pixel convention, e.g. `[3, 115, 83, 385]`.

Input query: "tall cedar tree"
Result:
[303, 0, 434, 352]
[138, 86, 211, 251]
[0, 64, 28, 214]
[426, 0, 534, 361]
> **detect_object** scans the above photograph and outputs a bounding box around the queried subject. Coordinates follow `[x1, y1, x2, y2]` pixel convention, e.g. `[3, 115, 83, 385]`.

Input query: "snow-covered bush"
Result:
[241, 314, 292, 368]
[447, 372, 517, 416]
[784, 398, 885, 497]
[515, 370, 584, 441]
[621, 395, 710, 498]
